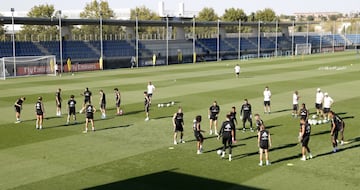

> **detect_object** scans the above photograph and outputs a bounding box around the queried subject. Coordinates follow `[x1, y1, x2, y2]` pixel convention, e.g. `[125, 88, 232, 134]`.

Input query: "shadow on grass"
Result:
[315, 137, 360, 158]
[203, 143, 246, 154]
[96, 124, 133, 131]
[84, 169, 262, 190]
[233, 142, 298, 161]
[272, 109, 292, 113]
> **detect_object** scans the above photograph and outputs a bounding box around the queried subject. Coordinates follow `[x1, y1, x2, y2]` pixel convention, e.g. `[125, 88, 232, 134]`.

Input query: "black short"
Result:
[210, 114, 218, 120]
[100, 103, 106, 109]
[147, 94, 153, 98]
[36, 111, 43, 116]
[194, 132, 203, 142]
[264, 101, 270, 106]
[14, 106, 21, 113]
[174, 124, 184, 132]
[145, 104, 150, 112]
[86, 113, 94, 119]
[260, 141, 269, 150]
[69, 107, 76, 115]
[315, 103, 323, 109]
[242, 115, 252, 122]
[293, 104, 298, 111]
[116, 101, 121, 107]
[323, 108, 330, 114]
[84, 98, 91, 104]
[56, 102, 62, 108]
[222, 134, 232, 145]
[301, 135, 310, 147]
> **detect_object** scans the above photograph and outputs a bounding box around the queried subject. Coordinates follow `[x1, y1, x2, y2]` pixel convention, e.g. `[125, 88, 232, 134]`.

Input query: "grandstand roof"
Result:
[0, 16, 317, 28]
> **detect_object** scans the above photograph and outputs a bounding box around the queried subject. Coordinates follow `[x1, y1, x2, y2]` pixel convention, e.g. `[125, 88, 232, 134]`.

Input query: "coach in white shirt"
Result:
[263, 86, 271, 114]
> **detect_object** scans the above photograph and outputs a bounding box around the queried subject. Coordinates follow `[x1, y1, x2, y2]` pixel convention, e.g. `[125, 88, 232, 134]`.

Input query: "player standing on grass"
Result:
[263, 86, 272, 114]
[323, 92, 334, 121]
[147, 81, 156, 104]
[299, 118, 313, 161]
[258, 124, 271, 166]
[329, 111, 345, 151]
[208, 101, 220, 135]
[35, 96, 45, 130]
[99, 90, 106, 119]
[193, 115, 204, 154]
[234, 64, 241, 78]
[299, 103, 309, 121]
[55, 88, 62, 116]
[114, 88, 122, 115]
[84, 103, 96, 133]
[254, 113, 264, 132]
[144, 91, 150, 121]
[66, 95, 77, 125]
[173, 107, 185, 145]
[79, 87, 92, 114]
[315, 88, 324, 117]
[240, 99, 253, 132]
[217, 114, 236, 161]
[292, 91, 299, 117]
[14, 97, 25, 123]
[229, 106, 238, 140]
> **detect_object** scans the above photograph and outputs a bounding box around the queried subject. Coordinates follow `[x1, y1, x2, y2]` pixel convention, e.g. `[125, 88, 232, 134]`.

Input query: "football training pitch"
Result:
[0, 52, 359, 190]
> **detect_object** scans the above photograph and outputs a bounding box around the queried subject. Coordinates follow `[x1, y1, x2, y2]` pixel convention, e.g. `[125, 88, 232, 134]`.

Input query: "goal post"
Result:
[295, 43, 312, 56]
[0, 55, 56, 80]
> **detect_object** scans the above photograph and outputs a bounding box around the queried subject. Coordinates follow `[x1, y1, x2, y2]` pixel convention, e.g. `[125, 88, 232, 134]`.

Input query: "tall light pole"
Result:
[275, 20, 278, 57]
[258, 20, 261, 58]
[99, 10, 104, 69]
[11, 8, 16, 76]
[217, 19, 220, 61]
[192, 15, 195, 63]
[291, 20, 295, 56]
[166, 15, 169, 65]
[238, 19, 241, 60]
[135, 13, 139, 68]
[53, 10, 63, 74]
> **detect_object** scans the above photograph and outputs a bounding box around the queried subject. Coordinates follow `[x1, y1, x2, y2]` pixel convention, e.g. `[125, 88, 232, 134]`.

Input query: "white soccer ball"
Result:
[308, 119, 313, 125]
[317, 120, 322, 125]
[160, 104, 164, 107]
[323, 119, 328, 123]
[312, 115, 317, 119]
[217, 149, 222, 155]
[166, 103, 170, 107]
[171, 101, 175, 105]
[158, 104, 161, 108]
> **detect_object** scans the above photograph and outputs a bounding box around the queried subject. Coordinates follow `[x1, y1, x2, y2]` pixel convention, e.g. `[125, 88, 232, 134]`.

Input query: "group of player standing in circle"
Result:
[13, 79, 346, 165]
[173, 85, 346, 165]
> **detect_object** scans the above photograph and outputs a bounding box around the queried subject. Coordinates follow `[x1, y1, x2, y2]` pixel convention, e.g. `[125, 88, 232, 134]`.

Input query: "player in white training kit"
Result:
[263, 86, 271, 114]
[315, 88, 324, 117]
[323, 92, 334, 121]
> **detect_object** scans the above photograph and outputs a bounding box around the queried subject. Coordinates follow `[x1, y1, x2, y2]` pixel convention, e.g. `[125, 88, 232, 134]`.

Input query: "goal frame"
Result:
[295, 43, 312, 56]
[0, 55, 57, 80]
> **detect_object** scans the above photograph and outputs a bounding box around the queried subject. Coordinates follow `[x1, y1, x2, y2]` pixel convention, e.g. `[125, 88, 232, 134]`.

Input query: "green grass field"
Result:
[0, 52, 359, 190]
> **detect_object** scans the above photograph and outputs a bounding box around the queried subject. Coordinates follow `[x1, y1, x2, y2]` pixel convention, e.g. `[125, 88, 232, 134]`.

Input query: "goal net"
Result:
[295, 43, 312, 56]
[0, 55, 56, 80]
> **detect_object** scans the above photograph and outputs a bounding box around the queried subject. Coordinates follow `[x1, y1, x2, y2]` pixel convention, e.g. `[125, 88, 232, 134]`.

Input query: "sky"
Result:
[0, 0, 359, 16]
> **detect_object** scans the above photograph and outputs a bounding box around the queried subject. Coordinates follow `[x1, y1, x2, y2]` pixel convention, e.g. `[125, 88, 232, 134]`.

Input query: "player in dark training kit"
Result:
[99, 90, 106, 119]
[144, 91, 150, 121]
[55, 88, 62, 116]
[83, 103, 96, 133]
[208, 101, 220, 135]
[299, 118, 313, 161]
[329, 111, 345, 152]
[14, 97, 26, 123]
[193, 115, 204, 154]
[66, 95, 77, 125]
[217, 114, 236, 161]
[173, 107, 185, 145]
[258, 124, 271, 166]
[229, 106, 238, 140]
[35, 96, 45, 130]
[114, 88, 122, 115]
[240, 99, 253, 132]
[254, 114, 264, 132]
[299, 103, 309, 121]
[79, 87, 92, 113]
